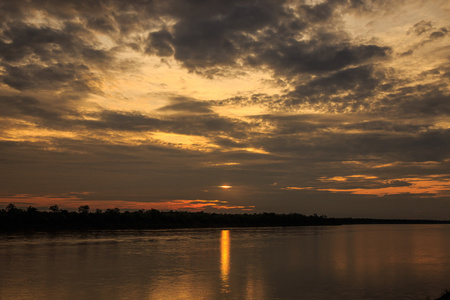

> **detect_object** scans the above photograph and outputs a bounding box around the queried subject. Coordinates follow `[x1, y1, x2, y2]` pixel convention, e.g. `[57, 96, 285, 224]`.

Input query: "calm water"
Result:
[1, 225, 450, 300]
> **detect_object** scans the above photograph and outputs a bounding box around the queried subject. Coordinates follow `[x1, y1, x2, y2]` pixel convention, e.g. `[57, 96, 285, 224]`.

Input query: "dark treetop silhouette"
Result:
[1, 203, 449, 232]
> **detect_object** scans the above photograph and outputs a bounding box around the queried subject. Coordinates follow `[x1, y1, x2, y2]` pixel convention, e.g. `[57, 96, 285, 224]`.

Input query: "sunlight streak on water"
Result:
[220, 230, 230, 294]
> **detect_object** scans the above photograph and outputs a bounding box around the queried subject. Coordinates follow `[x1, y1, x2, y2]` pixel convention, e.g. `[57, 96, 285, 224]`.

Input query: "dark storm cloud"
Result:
[43, 109, 251, 142]
[299, 65, 383, 97]
[0, 20, 113, 114]
[1, 63, 93, 92]
[0, 0, 125, 22]
[381, 83, 450, 116]
[0, 0, 280, 74]
[213, 94, 281, 110]
[0, 13, 116, 134]
[237, 64, 448, 117]
[211, 137, 247, 148]
[0, 23, 70, 63]
[299, 3, 334, 23]
[133, 0, 391, 77]
[250, 114, 431, 136]
[0, 0, 391, 89]
[167, 0, 283, 72]
[246, 42, 390, 77]
[0, 21, 113, 66]
[248, 114, 330, 135]
[145, 29, 174, 57]
[341, 120, 429, 133]
[222, 64, 389, 113]
[0, 0, 445, 137]
[87, 111, 165, 131]
[244, 113, 450, 163]
[86, 15, 118, 34]
[286, 65, 384, 108]
[0, 95, 62, 120]
[163, 114, 250, 138]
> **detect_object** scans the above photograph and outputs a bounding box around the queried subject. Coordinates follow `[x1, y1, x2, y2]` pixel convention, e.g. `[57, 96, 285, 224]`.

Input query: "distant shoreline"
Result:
[1, 204, 449, 232]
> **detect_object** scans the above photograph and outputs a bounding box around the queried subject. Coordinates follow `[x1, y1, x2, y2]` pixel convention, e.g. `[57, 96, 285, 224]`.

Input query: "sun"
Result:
[219, 185, 232, 189]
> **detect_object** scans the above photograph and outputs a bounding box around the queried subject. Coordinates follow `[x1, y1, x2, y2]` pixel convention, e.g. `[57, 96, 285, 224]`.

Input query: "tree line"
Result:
[1, 203, 448, 232]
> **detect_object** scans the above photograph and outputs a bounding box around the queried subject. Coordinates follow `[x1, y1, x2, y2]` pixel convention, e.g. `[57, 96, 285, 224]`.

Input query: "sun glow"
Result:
[219, 185, 232, 189]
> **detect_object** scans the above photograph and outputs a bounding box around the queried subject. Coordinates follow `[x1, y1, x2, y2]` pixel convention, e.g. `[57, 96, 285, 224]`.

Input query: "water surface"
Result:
[1, 225, 450, 299]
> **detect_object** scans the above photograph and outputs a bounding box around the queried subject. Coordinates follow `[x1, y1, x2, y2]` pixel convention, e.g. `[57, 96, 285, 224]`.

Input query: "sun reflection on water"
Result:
[220, 230, 230, 294]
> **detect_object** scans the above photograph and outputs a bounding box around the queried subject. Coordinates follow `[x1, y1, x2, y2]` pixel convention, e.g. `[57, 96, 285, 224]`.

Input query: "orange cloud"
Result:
[0, 194, 254, 211]
[319, 176, 450, 197]
[283, 175, 450, 198]
[282, 187, 314, 190]
[319, 175, 379, 182]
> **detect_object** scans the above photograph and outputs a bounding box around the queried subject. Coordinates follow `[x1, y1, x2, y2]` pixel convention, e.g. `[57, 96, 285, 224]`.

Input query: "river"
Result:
[1, 224, 450, 299]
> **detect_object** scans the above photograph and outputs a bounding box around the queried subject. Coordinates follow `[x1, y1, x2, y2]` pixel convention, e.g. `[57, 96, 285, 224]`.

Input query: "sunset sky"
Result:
[0, 0, 449, 218]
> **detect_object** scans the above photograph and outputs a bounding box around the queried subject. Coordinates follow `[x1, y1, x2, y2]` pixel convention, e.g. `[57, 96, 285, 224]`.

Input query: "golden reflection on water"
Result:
[328, 225, 450, 284]
[220, 230, 230, 293]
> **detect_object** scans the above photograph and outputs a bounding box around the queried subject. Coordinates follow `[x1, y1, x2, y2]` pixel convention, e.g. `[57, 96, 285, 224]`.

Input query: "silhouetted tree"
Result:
[26, 206, 38, 213]
[49, 205, 60, 213]
[78, 205, 90, 214]
[5, 203, 18, 213]
[1, 203, 449, 232]
[105, 208, 120, 214]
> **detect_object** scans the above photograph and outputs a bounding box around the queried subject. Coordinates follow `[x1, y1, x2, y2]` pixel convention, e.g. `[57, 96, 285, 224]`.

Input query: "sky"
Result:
[0, 0, 449, 219]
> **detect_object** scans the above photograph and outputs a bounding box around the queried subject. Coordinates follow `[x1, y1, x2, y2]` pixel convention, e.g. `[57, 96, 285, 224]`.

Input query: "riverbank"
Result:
[1, 204, 449, 232]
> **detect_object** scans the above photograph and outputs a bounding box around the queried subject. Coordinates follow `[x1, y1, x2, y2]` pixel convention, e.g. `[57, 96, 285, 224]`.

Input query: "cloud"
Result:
[285, 65, 384, 110]
[145, 29, 174, 57]
[408, 20, 434, 36]
[0, 0, 449, 218]
[401, 21, 449, 56]
[132, 0, 392, 78]
[1, 63, 94, 92]
[383, 83, 450, 116]
[318, 176, 450, 198]
[247, 43, 390, 77]
[158, 96, 213, 113]
[245, 115, 450, 163]
[0, 193, 255, 211]
[0, 95, 61, 119]
[0, 20, 113, 64]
